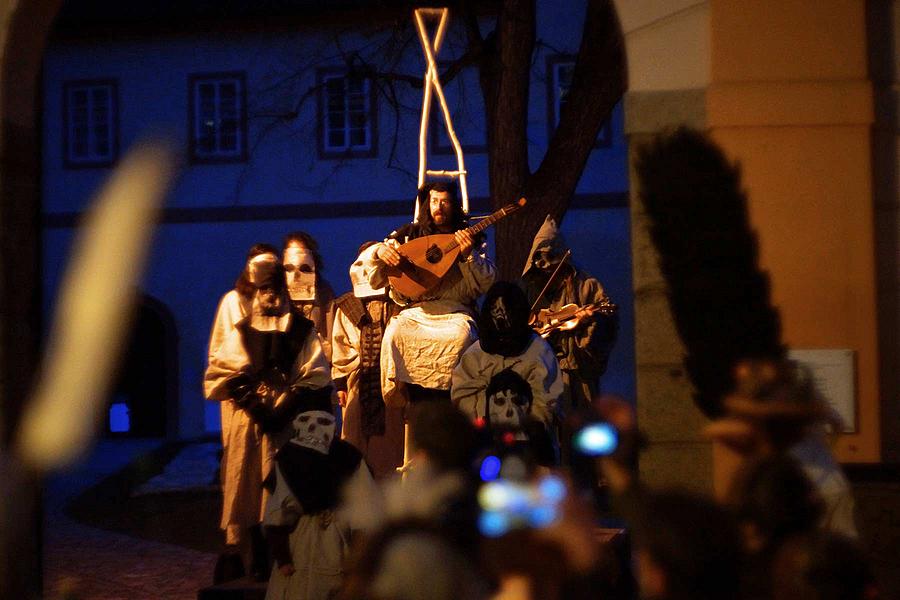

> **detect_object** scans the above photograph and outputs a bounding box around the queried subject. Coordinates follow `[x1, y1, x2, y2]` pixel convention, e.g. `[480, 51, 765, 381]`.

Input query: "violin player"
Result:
[364, 182, 496, 407]
[520, 215, 618, 462]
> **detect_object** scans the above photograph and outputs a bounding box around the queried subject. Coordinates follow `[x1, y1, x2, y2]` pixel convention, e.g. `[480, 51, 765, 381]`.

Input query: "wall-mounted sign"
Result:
[787, 349, 856, 433]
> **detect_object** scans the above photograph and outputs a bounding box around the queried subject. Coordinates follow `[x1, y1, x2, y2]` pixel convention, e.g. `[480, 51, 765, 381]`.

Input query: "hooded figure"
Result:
[263, 392, 376, 600]
[452, 282, 562, 461]
[331, 243, 405, 478]
[364, 182, 496, 405]
[204, 258, 332, 554]
[520, 215, 618, 415]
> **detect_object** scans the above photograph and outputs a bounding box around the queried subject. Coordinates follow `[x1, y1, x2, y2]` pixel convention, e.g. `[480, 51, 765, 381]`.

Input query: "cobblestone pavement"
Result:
[43, 439, 218, 600]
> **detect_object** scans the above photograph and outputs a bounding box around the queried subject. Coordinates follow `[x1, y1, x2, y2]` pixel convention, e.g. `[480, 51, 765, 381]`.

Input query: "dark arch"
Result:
[107, 293, 179, 438]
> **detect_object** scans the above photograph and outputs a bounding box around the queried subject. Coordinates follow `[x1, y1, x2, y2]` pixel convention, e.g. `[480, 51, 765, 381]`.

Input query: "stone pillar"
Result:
[625, 89, 714, 493]
[615, 1, 717, 492]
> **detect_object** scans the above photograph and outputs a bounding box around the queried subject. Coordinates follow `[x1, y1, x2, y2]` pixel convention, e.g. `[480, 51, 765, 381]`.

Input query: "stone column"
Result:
[625, 89, 714, 494]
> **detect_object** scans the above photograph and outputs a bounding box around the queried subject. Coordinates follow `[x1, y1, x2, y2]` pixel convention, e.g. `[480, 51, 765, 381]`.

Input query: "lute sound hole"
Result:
[425, 244, 443, 264]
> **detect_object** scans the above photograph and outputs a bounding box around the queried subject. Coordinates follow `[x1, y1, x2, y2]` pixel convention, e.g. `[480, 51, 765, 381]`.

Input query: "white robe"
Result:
[263, 462, 375, 600]
[204, 303, 332, 542]
[451, 334, 563, 429]
[366, 245, 496, 404]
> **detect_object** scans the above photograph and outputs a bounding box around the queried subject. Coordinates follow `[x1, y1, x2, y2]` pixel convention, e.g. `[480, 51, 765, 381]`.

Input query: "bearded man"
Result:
[365, 182, 496, 406]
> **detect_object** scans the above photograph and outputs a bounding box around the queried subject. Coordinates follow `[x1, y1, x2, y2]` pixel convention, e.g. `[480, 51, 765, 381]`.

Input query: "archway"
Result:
[106, 294, 179, 438]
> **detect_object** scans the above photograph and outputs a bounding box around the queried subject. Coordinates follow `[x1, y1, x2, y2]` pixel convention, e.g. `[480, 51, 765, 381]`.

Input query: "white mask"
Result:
[489, 296, 511, 332]
[291, 410, 335, 454]
[488, 389, 529, 430]
[349, 244, 385, 298]
[284, 246, 316, 301]
[247, 253, 278, 285]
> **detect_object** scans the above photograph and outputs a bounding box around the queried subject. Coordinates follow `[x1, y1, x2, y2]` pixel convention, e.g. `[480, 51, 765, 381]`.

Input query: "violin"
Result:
[529, 298, 617, 338]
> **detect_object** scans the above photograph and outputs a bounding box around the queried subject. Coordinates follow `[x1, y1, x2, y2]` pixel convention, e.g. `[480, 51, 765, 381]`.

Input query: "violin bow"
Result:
[528, 249, 572, 314]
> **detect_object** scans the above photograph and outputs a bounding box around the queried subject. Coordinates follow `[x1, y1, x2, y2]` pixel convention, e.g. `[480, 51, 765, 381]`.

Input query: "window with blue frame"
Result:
[189, 72, 247, 163]
[63, 80, 118, 168]
[317, 71, 377, 158]
[547, 58, 612, 147]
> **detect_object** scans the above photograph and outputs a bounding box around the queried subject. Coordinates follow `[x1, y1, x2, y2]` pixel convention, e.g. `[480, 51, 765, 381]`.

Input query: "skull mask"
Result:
[284, 246, 316, 301]
[489, 389, 531, 428]
[349, 244, 385, 298]
[532, 247, 560, 272]
[291, 410, 335, 454]
[485, 369, 533, 437]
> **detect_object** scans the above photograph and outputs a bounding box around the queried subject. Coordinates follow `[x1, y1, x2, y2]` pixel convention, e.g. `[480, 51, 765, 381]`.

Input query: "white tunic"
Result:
[451, 334, 563, 429]
[366, 245, 496, 405]
[204, 304, 332, 540]
[263, 463, 375, 600]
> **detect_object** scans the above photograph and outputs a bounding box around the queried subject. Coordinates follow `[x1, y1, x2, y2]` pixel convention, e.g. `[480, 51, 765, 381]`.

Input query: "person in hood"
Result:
[452, 281, 562, 464]
[364, 182, 496, 406]
[263, 392, 376, 600]
[520, 215, 618, 462]
[331, 242, 405, 478]
[204, 255, 332, 579]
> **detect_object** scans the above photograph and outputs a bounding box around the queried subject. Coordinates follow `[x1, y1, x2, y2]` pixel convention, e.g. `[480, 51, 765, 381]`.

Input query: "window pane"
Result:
[67, 84, 115, 163]
[350, 112, 367, 129]
[327, 112, 344, 130]
[328, 129, 345, 148]
[321, 74, 372, 154]
[349, 127, 367, 147]
[191, 76, 245, 159]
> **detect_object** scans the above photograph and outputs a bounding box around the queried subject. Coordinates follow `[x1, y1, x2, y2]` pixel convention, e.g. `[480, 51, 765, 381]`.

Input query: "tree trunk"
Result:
[484, 0, 626, 279]
[479, 0, 534, 281]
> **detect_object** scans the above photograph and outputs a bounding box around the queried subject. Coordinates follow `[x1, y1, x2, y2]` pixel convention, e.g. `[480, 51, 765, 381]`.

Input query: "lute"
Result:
[388, 197, 527, 299]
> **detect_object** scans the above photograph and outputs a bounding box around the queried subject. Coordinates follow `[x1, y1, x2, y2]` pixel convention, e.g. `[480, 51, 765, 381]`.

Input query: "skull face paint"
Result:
[284, 246, 316, 301]
[487, 388, 530, 430]
[291, 410, 335, 454]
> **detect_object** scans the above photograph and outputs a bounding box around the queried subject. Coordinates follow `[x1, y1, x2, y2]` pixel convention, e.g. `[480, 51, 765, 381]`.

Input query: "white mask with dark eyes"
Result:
[487, 388, 529, 430]
[348, 244, 385, 298]
[291, 410, 335, 454]
[489, 296, 511, 332]
[284, 247, 316, 301]
[532, 248, 558, 272]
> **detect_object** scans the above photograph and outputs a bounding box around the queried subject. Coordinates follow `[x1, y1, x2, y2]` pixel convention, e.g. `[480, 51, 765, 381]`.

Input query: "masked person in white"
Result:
[205, 244, 278, 577]
[452, 281, 562, 465]
[283, 231, 335, 364]
[205, 256, 332, 578]
[366, 182, 496, 406]
[263, 394, 375, 600]
[331, 242, 405, 478]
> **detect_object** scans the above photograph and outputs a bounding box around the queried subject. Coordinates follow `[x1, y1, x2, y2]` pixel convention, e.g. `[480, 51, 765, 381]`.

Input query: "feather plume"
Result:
[635, 128, 784, 417]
